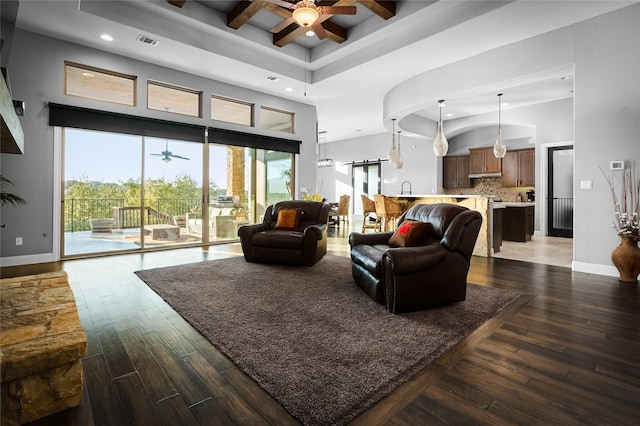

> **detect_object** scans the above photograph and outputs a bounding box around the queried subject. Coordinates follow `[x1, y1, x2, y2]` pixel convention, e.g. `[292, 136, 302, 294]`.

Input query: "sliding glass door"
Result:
[62, 128, 294, 257]
[63, 129, 144, 256]
[143, 137, 203, 247]
[63, 129, 204, 256]
[352, 162, 380, 215]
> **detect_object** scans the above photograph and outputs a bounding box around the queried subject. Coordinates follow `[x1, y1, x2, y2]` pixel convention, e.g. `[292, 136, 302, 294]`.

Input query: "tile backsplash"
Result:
[441, 177, 534, 202]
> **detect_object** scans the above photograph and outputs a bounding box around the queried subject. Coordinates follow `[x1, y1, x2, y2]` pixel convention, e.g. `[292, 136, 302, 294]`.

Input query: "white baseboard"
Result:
[1, 253, 57, 267]
[572, 261, 619, 278]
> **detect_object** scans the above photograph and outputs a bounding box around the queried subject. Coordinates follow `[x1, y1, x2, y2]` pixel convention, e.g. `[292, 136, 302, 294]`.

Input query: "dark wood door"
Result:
[548, 146, 573, 237]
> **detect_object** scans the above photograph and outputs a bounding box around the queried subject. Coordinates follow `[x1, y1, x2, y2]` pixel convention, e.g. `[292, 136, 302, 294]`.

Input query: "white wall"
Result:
[572, 5, 640, 276]
[0, 29, 318, 262]
[321, 4, 640, 278]
[317, 130, 437, 208]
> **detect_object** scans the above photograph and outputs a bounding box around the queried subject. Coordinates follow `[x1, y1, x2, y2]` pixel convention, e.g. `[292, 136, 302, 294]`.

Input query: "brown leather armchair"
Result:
[349, 203, 482, 313]
[238, 200, 331, 266]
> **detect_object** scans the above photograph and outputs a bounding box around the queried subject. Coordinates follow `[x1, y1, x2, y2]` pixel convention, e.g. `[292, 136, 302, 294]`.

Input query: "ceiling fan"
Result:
[266, 0, 357, 40]
[150, 140, 190, 163]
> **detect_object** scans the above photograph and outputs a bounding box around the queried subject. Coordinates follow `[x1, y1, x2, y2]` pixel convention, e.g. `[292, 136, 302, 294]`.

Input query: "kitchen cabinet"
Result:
[443, 155, 470, 188]
[469, 147, 501, 177]
[503, 204, 534, 242]
[502, 148, 535, 187]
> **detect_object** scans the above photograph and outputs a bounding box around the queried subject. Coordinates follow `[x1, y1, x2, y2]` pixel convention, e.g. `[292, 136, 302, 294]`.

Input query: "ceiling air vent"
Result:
[137, 34, 159, 46]
[265, 76, 281, 82]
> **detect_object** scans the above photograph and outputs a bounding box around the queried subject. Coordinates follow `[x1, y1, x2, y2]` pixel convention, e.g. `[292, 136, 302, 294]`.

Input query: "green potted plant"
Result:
[0, 175, 27, 208]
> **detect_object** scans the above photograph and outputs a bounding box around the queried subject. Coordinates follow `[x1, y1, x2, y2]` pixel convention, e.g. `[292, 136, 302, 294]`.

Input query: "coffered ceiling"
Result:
[11, 0, 635, 142]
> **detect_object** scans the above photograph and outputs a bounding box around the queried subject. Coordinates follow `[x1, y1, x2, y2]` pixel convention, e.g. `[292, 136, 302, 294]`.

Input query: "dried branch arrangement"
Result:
[600, 162, 639, 239]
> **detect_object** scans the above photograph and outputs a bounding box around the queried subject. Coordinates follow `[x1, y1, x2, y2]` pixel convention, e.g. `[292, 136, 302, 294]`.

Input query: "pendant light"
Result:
[395, 130, 403, 169]
[317, 131, 333, 167]
[389, 119, 403, 169]
[493, 93, 507, 158]
[433, 100, 448, 157]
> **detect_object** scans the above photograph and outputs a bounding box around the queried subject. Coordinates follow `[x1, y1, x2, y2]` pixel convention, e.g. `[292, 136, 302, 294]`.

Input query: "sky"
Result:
[64, 128, 227, 187]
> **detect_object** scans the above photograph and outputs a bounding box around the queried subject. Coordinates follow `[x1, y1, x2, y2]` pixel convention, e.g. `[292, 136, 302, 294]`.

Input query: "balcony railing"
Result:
[65, 198, 199, 232]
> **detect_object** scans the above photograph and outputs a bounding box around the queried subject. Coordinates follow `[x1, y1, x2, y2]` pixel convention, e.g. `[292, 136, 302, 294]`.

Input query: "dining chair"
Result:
[361, 195, 381, 232]
[373, 194, 404, 232]
[335, 194, 350, 227]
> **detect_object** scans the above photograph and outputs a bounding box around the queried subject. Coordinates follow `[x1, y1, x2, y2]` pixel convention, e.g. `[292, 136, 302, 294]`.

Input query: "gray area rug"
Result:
[135, 255, 521, 425]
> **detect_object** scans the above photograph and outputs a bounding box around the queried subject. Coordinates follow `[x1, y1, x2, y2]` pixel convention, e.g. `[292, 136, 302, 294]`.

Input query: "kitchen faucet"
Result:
[401, 181, 412, 195]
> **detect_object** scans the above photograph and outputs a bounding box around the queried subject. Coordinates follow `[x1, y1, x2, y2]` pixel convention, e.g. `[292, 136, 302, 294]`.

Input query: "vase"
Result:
[611, 235, 640, 283]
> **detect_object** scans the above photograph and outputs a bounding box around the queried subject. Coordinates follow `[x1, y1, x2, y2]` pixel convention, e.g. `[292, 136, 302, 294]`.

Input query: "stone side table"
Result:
[1, 271, 87, 425]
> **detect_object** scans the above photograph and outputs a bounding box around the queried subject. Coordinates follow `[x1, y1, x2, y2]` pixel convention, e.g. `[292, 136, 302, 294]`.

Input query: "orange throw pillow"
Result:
[275, 208, 302, 230]
[389, 220, 430, 247]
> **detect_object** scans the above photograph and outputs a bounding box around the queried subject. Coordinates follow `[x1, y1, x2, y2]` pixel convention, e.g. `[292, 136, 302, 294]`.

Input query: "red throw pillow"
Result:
[389, 220, 430, 247]
[275, 208, 302, 230]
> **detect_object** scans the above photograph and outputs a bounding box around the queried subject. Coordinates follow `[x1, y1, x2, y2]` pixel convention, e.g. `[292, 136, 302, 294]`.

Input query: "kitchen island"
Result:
[387, 195, 493, 257]
[495, 202, 535, 242]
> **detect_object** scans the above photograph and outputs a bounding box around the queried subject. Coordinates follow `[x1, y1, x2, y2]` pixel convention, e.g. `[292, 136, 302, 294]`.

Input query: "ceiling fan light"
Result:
[292, 6, 319, 27]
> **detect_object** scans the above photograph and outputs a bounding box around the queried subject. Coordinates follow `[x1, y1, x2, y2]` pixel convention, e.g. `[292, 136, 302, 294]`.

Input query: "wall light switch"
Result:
[580, 180, 592, 190]
[16, 237, 23, 246]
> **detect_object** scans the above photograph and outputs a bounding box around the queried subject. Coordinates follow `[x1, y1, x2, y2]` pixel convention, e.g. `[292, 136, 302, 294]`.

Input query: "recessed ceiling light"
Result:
[285, 87, 293, 92]
[560, 75, 572, 80]
[82, 72, 95, 78]
[306, 31, 315, 37]
[100, 34, 113, 41]
[446, 113, 453, 117]
[501, 102, 509, 107]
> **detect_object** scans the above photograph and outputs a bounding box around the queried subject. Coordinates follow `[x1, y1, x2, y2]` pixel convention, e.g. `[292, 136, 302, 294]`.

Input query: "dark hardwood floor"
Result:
[4, 226, 639, 425]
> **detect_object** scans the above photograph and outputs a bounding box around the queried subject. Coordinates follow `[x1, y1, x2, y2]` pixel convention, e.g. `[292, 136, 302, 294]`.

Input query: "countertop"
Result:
[493, 202, 535, 208]
[394, 194, 494, 199]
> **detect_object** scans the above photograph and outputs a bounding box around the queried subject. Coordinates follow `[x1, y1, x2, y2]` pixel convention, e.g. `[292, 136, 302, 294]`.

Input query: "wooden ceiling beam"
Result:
[168, 0, 187, 8]
[229, 0, 396, 47]
[322, 20, 348, 43]
[263, 2, 295, 20]
[357, 0, 395, 20]
[228, 1, 270, 29]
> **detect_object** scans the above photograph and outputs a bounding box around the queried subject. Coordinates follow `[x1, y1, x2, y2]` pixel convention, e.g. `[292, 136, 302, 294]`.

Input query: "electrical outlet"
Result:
[16, 237, 23, 246]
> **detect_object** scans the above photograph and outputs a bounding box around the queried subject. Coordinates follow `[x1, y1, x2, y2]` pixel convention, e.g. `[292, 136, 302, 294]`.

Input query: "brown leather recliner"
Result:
[238, 200, 331, 266]
[349, 203, 482, 313]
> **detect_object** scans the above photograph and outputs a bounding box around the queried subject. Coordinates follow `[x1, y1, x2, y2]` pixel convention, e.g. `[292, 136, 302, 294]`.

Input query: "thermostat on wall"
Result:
[610, 161, 625, 171]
